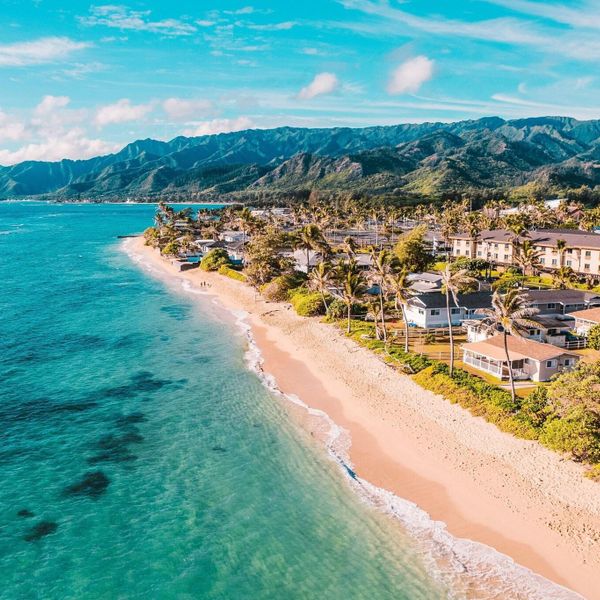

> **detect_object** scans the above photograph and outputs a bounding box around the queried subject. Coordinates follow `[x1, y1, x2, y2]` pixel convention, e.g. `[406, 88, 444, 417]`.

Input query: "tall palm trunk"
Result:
[320, 290, 329, 314]
[379, 290, 387, 343]
[446, 289, 455, 377]
[397, 298, 409, 353]
[347, 303, 352, 334]
[503, 331, 517, 402]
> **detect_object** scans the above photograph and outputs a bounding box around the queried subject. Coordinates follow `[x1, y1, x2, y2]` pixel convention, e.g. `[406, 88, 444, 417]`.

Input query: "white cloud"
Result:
[0, 110, 27, 142]
[162, 98, 215, 120]
[247, 21, 296, 31]
[183, 116, 254, 136]
[34, 95, 71, 115]
[0, 37, 90, 67]
[297, 72, 339, 100]
[81, 6, 196, 36]
[387, 56, 434, 95]
[95, 99, 153, 127]
[0, 128, 119, 165]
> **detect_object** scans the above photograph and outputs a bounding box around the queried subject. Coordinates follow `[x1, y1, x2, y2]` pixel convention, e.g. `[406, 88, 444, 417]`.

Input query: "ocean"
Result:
[0, 202, 446, 599]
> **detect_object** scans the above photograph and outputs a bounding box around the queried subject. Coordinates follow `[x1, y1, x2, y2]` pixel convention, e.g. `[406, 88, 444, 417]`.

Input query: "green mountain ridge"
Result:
[2, 116, 600, 200]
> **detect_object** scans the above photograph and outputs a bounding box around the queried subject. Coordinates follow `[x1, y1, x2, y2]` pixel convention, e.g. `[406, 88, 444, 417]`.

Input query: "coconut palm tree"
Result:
[387, 267, 414, 352]
[556, 238, 567, 268]
[478, 289, 539, 402]
[514, 239, 542, 277]
[334, 260, 366, 334]
[293, 224, 329, 273]
[308, 261, 333, 314]
[236, 207, 255, 243]
[369, 248, 398, 343]
[441, 265, 477, 376]
[552, 266, 577, 289]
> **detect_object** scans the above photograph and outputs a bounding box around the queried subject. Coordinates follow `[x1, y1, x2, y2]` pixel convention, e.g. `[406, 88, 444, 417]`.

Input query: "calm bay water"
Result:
[0, 203, 446, 599]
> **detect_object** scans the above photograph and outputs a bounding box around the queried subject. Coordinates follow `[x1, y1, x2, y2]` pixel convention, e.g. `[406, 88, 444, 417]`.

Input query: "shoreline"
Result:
[127, 237, 600, 600]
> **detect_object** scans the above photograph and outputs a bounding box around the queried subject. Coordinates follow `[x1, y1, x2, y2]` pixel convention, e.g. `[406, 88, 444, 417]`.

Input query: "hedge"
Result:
[218, 265, 246, 282]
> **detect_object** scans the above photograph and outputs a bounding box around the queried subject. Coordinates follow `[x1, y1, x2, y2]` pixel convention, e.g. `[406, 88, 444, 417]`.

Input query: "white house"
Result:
[462, 335, 579, 382]
[570, 307, 600, 336]
[404, 292, 492, 329]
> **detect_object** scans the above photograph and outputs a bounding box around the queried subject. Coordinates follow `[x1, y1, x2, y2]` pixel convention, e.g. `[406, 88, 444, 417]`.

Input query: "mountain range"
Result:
[2, 116, 600, 201]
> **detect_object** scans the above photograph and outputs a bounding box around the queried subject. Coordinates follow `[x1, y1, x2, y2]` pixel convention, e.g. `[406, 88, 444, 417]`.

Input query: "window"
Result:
[564, 358, 574, 367]
[585, 264, 591, 271]
[451, 307, 460, 314]
[567, 249, 573, 254]
[586, 250, 592, 258]
[504, 255, 509, 261]
[566, 260, 572, 267]
[529, 329, 541, 336]
[547, 303, 556, 309]
[546, 360, 556, 368]
[494, 253, 498, 259]
[551, 259, 558, 266]
[477, 251, 482, 257]
[504, 244, 509, 250]
[418, 308, 424, 315]
[494, 243, 499, 249]
[465, 250, 470, 256]
[540, 258, 545, 264]
[430, 309, 441, 316]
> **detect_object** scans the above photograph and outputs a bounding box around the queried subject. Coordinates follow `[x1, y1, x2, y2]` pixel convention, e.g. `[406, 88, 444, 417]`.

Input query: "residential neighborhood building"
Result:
[404, 291, 492, 329]
[450, 229, 600, 277]
[521, 289, 600, 315]
[463, 315, 578, 348]
[570, 307, 600, 336]
[461, 335, 579, 382]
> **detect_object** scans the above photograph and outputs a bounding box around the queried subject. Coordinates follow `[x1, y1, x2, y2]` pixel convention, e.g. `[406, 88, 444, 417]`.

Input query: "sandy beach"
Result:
[129, 237, 600, 600]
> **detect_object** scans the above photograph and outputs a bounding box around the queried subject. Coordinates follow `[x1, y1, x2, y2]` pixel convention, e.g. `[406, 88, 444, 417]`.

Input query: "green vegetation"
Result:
[587, 324, 600, 350]
[200, 248, 231, 271]
[289, 289, 325, 317]
[218, 265, 246, 282]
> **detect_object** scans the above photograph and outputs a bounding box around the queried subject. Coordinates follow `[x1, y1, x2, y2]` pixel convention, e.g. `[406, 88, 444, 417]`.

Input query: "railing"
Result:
[565, 338, 587, 350]
[463, 355, 503, 376]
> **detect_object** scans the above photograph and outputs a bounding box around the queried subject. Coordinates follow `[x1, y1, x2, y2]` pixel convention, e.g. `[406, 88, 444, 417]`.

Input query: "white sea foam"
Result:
[124, 241, 583, 600]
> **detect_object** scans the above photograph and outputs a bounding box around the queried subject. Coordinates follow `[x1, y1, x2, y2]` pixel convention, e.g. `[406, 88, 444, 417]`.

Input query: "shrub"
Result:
[201, 248, 231, 271]
[218, 265, 246, 282]
[161, 240, 180, 256]
[261, 273, 305, 302]
[588, 324, 600, 350]
[540, 407, 600, 463]
[143, 227, 159, 247]
[519, 386, 551, 429]
[290, 290, 325, 317]
[585, 464, 600, 481]
[327, 299, 347, 319]
[423, 332, 436, 345]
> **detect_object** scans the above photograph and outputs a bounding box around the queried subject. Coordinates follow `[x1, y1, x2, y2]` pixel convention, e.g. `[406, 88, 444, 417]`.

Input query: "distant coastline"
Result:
[127, 235, 600, 600]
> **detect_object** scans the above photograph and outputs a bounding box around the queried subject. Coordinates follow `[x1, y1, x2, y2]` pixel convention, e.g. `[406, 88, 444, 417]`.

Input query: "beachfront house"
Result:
[404, 291, 492, 329]
[463, 315, 577, 348]
[461, 335, 579, 382]
[570, 307, 600, 336]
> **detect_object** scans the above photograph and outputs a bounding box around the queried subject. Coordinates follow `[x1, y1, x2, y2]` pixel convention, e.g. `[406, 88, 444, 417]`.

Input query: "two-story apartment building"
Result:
[450, 229, 600, 277]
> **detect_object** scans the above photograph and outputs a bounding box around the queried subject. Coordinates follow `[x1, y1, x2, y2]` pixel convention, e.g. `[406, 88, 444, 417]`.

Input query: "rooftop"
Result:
[409, 291, 492, 310]
[452, 228, 600, 250]
[570, 307, 600, 323]
[462, 334, 576, 362]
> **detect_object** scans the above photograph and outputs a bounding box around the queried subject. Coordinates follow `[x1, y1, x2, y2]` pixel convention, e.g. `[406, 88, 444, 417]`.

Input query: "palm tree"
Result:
[334, 260, 366, 334]
[441, 265, 477, 376]
[556, 238, 567, 268]
[552, 266, 577, 289]
[293, 224, 329, 273]
[514, 239, 542, 277]
[342, 235, 357, 257]
[236, 207, 255, 243]
[387, 267, 414, 352]
[369, 249, 397, 343]
[478, 289, 539, 402]
[308, 261, 333, 314]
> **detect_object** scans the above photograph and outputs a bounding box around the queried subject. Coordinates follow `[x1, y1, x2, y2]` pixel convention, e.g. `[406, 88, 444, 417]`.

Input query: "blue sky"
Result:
[0, 0, 599, 164]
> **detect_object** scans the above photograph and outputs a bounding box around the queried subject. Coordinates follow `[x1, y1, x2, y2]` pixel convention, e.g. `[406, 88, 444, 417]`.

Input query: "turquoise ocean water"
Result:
[0, 202, 447, 599]
[0, 203, 582, 600]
